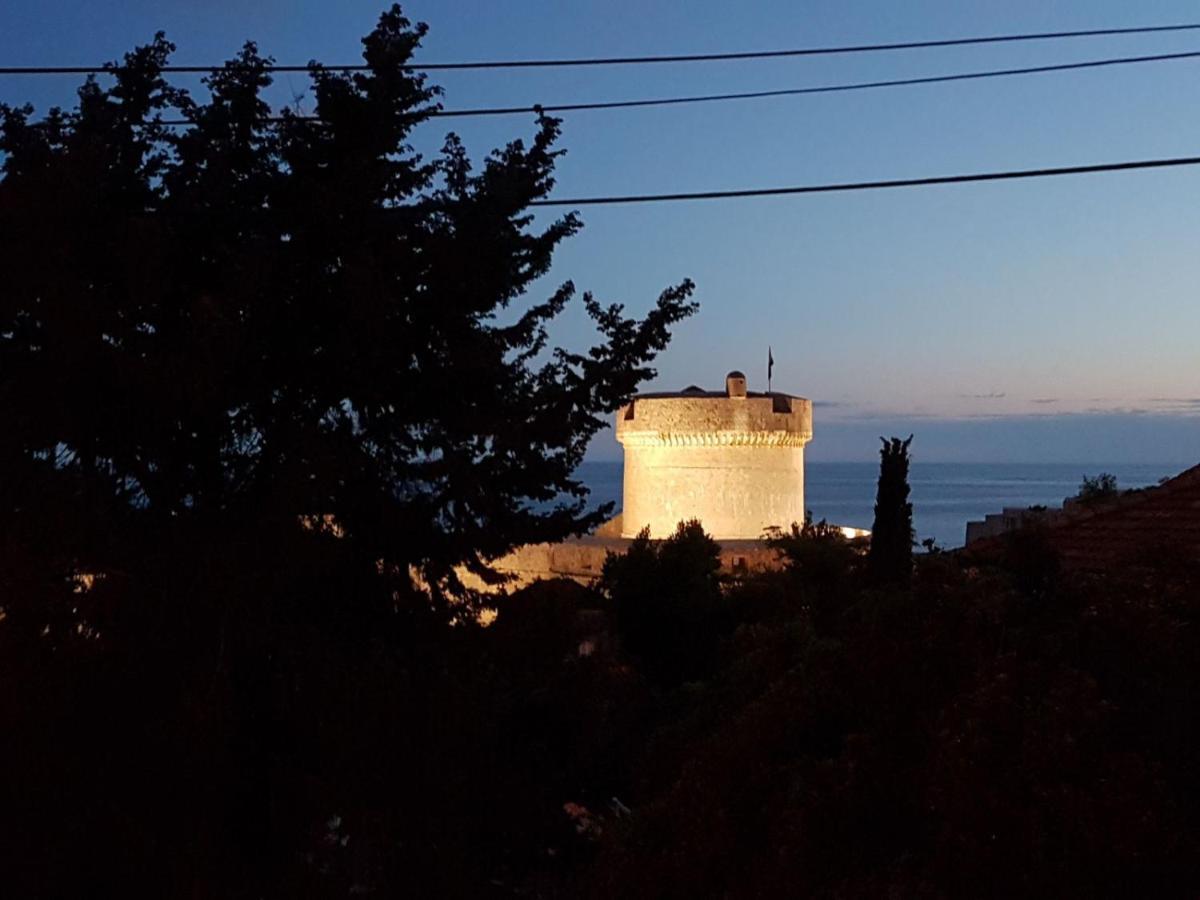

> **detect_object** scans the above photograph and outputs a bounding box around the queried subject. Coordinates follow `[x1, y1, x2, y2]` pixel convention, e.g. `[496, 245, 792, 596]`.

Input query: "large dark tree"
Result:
[0, 5, 695, 603]
[0, 7, 694, 895]
[867, 435, 914, 585]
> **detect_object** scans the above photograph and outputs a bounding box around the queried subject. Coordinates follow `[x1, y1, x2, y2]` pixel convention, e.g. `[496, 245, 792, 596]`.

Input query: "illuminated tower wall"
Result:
[615, 371, 813, 540]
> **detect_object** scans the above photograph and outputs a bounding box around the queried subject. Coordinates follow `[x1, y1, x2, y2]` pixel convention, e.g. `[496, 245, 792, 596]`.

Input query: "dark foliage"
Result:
[584, 527, 1200, 899]
[601, 520, 734, 686]
[766, 516, 862, 592]
[868, 434, 914, 585]
[1001, 520, 1062, 599]
[1079, 471, 1120, 505]
[0, 6, 696, 600]
[0, 6, 694, 896]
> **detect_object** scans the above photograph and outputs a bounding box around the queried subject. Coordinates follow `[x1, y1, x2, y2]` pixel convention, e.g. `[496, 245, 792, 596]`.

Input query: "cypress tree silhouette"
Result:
[868, 435, 914, 585]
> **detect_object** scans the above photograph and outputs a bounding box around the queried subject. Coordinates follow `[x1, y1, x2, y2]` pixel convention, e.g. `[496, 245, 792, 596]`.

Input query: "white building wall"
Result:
[621, 442, 806, 539]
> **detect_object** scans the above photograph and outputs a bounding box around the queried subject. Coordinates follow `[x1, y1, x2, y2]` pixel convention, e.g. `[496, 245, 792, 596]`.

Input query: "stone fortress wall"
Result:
[616, 371, 813, 539]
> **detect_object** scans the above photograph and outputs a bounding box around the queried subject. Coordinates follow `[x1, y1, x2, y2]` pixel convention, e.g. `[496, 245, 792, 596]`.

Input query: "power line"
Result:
[526, 156, 1200, 206]
[435, 49, 1200, 118]
[1, 23, 1199, 74]
[145, 48, 1200, 125]
[417, 23, 1200, 71]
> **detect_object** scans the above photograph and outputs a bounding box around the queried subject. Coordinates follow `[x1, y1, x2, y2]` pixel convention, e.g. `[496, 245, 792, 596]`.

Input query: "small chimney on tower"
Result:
[725, 370, 747, 398]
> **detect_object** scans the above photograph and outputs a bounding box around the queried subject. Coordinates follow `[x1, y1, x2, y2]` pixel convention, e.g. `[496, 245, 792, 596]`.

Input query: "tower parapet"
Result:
[615, 371, 813, 539]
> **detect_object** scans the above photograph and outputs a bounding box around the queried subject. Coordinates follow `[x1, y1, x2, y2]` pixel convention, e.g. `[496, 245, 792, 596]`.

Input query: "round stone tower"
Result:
[615, 371, 813, 540]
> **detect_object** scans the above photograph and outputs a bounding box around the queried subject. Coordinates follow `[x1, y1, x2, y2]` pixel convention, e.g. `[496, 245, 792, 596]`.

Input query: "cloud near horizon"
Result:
[805, 411, 1200, 464]
[585, 409, 1200, 465]
[816, 394, 1200, 424]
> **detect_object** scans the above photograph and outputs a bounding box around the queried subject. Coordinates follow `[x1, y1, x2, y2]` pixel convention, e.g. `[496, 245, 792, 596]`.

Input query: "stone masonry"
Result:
[615, 371, 813, 539]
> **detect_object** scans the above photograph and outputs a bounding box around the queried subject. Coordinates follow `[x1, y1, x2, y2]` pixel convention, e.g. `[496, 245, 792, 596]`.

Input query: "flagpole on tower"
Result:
[768, 346, 774, 393]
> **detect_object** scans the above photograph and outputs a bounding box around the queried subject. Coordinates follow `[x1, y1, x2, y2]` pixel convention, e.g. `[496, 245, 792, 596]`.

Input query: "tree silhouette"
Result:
[1078, 472, 1119, 505]
[0, 5, 696, 605]
[868, 435, 914, 585]
[0, 8, 695, 894]
[601, 520, 731, 685]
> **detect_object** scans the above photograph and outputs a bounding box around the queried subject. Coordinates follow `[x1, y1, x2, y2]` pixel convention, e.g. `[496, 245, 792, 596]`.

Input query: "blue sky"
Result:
[3, 1, 1199, 462]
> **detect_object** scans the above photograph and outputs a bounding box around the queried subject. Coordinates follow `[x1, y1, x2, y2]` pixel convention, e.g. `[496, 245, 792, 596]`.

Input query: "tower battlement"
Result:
[615, 370, 813, 539]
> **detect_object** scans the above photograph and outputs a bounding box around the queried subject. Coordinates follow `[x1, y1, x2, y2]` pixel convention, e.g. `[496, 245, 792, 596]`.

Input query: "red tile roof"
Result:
[1048, 463, 1200, 569]
[964, 463, 1200, 571]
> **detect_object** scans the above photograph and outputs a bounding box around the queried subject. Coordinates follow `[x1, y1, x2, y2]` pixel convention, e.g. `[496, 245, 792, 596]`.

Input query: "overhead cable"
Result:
[434, 49, 1200, 117]
[1, 23, 1198, 74]
[141, 49, 1200, 125]
[526, 156, 1200, 206]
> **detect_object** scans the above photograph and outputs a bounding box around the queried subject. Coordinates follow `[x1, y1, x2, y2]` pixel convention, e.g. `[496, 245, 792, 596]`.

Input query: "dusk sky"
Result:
[5, 0, 1198, 462]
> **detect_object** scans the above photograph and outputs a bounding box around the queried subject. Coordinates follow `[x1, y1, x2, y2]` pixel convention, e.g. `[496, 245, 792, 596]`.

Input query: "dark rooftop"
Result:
[965, 462, 1200, 571]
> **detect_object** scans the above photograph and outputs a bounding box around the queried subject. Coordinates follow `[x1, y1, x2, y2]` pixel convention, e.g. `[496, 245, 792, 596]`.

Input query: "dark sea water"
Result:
[575, 461, 1178, 549]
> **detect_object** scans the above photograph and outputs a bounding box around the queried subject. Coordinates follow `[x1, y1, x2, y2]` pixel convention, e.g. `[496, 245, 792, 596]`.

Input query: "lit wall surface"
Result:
[616, 373, 813, 539]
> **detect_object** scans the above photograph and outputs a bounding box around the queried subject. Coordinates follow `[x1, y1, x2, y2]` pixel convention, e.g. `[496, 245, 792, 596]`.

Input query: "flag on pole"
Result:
[768, 346, 774, 392]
